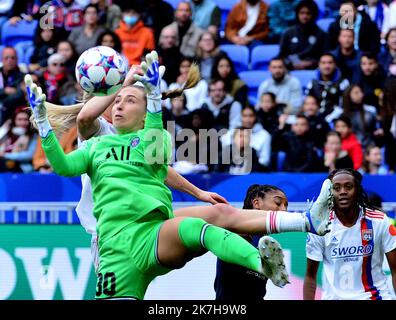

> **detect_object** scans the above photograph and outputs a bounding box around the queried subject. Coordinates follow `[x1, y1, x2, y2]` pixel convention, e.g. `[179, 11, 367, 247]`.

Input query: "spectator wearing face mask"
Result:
[115, 3, 155, 66]
[0, 107, 37, 173]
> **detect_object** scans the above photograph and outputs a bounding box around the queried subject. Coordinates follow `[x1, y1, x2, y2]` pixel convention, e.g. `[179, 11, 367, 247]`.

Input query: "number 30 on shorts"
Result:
[96, 272, 116, 296]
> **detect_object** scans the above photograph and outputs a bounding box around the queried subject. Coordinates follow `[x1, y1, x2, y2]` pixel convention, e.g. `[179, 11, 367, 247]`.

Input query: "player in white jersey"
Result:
[304, 169, 396, 300]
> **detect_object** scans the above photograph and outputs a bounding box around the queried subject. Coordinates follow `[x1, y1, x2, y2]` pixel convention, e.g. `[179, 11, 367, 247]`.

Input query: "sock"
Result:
[265, 211, 308, 234]
[178, 217, 262, 273]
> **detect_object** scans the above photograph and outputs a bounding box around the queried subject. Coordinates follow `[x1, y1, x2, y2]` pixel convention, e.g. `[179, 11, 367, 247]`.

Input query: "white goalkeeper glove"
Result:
[25, 74, 52, 138]
[133, 50, 166, 112]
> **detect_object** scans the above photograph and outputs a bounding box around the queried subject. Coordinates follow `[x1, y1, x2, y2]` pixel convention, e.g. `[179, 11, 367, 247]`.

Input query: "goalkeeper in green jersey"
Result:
[27, 51, 332, 300]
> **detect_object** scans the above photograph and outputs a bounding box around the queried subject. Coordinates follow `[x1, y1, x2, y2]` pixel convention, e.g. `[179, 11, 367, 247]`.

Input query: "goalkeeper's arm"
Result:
[25, 74, 90, 177]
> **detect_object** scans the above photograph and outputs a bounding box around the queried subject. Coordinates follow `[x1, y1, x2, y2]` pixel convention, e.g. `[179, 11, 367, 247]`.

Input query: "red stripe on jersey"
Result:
[360, 218, 382, 300]
[366, 209, 384, 217]
[366, 212, 384, 216]
[366, 208, 382, 213]
[366, 213, 384, 219]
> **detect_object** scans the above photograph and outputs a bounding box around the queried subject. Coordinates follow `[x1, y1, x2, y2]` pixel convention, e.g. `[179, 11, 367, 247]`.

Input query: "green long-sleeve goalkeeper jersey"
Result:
[42, 112, 173, 242]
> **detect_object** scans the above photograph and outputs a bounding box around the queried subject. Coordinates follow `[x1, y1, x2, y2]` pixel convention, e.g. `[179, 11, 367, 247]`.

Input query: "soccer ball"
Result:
[75, 46, 127, 96]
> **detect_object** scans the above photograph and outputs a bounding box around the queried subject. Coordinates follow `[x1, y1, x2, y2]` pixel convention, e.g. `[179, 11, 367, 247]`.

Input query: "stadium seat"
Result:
[317, 17, 334, 32]
[238, 70, 271, 105]
[290, 70, 316, 90]
[1, 19, 38, 47]
[214, 0, 236, 38]
[277, 151, 286, 171]
[214, 0, 236, 10]
[14, 40, 34, 65]
[315, 0, 326, 18]
[250, 44, 280, 70]
[220, 44, 250, 73]
[381, 147, 389, 171]
[219, 9, 229, 38]
[25, 45, 35, 65]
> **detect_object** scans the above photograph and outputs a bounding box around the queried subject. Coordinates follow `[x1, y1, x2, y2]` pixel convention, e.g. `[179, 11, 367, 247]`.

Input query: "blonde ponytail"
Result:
[161, 63, 201, 100]
[29, 89, 95, 137]
[30, 102, 84, 137]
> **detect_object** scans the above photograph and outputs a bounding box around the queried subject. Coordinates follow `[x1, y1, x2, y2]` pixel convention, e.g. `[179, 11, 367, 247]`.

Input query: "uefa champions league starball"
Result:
[75, 46, 127, 96]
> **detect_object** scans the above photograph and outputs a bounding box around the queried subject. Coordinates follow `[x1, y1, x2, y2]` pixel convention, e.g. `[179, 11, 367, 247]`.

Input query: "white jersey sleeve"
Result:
[93, 117, 117, 137]
[306, 233, 325, 262]
[381, 215, 396, 254]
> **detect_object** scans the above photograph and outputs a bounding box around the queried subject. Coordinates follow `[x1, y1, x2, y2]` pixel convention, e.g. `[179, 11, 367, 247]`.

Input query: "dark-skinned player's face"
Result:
[332, 173, 358, 212]
[252, 190, 288, 211]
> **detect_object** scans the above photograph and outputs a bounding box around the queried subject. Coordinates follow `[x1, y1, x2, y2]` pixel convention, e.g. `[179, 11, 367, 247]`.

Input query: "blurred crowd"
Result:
[0, 0, 396, 176]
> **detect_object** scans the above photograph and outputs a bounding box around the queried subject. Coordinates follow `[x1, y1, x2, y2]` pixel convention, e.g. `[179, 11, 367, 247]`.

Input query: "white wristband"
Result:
[147, 95, 162, 113]
[36, 119, 52, 138]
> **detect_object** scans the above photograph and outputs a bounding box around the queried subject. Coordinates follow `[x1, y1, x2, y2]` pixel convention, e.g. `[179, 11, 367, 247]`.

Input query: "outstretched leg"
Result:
[174, 179, 333, 236]
[174, 204, 271, 235]
[157, 216, 289, 287]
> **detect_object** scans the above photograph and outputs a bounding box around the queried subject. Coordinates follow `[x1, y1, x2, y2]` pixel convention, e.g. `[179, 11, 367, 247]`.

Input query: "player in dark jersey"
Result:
[214, 184, 288, 300]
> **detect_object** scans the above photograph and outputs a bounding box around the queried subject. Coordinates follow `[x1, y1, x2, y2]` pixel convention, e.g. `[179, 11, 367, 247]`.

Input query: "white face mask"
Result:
[12, 127, 26, 136]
